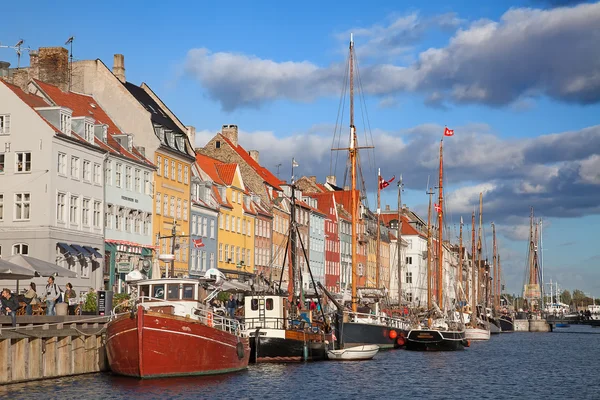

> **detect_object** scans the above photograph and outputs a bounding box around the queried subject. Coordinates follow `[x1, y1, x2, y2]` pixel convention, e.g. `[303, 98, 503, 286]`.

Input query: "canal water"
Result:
[3, 325, 599, 399]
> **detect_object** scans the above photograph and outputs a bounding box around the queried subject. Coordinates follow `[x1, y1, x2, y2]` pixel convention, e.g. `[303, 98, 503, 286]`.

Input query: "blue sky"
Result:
[2, 0, 600, 297]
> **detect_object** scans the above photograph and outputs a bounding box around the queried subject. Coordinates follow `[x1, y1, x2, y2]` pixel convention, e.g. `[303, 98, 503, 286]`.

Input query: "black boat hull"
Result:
[250, 335, 327, 363]
[405, 329, 466, 351]
[498, 315, 515, 332]
[341, 321, 408, 349]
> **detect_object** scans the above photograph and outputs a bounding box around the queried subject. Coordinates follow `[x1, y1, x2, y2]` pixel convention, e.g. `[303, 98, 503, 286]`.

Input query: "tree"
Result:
[573, 289, 586, 306]
[561, 290, 572, 305]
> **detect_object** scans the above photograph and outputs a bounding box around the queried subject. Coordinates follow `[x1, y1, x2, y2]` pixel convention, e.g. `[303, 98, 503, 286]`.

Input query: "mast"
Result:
[376, 169, 381, 288]
[470, 210, 477, 328]
[349, 34, 359, 313]
[397, 175, 403, 303]
[492, 222, 497, 311]
[477, 192, 483, 305]
[427, 188, 434, 311]
[290, 161, 298, 316]
[498, 254, 502, 306]
[459, 216, 464, 295]
[437, 139, 444, 309]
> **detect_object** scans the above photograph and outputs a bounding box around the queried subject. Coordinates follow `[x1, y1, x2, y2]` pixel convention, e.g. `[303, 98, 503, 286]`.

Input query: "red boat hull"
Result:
[106, 308, 250, 378]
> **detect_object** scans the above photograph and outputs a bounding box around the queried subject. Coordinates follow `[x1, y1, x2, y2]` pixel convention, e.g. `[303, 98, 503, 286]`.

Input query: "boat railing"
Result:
[243, 316, 327, 334]
[344, 310, 410, 329]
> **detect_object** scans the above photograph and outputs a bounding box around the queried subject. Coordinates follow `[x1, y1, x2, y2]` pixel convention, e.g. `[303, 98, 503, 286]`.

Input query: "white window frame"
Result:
[82, 198, 90, 226]
[83, 160, 91, 182]
[134, 169, 141, 192]
[15, 152, 32, 173]
[115, 163, 122, 187]
[0, 114, 10, 135]
[69, 195, 79, 225]
[93, 201, 101, 228]
[125, 166, 132, 190]
[156, 192, 161, 215]
[56, 192, 66, 223]
[93, 163, 101, 184]
[184, 166, 189, 184]
[71, 156, 80, 179]
[14, 192, 31, 221]
[0, 153, 4, 174]
[12, 243, 29, 255]
[156, 156, 162, 176]
[105, 160, 112, 185]
[164, 158, 169, 178]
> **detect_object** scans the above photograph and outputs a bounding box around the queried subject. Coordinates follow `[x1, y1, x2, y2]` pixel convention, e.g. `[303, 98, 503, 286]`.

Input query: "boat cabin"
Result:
[244, 295, 287, 330]
[136, 278, 205, 319]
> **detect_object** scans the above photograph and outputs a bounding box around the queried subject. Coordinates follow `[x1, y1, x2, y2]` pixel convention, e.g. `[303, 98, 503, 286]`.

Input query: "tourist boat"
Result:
[106, 277, 250, 378]
[327, 344, 379, 361]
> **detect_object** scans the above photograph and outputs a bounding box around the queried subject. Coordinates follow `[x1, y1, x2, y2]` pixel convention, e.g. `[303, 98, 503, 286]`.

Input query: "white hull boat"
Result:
[465, 327, 490, 341]
[327, 344, 379, 361]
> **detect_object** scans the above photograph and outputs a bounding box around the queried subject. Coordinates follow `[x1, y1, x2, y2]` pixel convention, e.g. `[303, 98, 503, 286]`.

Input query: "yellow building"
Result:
[196, 154, 255, 274]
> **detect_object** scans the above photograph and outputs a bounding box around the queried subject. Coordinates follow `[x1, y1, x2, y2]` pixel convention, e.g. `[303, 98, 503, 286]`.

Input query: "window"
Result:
[225, 215, 230, 231]
[134, 214, 141, 234]
[82, 198, 90, 225]
[156, 192, 161, 215]
[225, 244, 230, 262]
[209, 252, 215, 269]
[203, 217, 208, 237]
[237, 217, 241, 233]
[105, 206, 112, 229]
[406, 271, 413, 284]
[81, 160, 91, 181]
[184, 166, 189, 184]
[12, 243, 28, 255]
[69, 195, 79, 224]
[143, 172, 150, 194]
[170, 197, 175, 217]
[219, 243, 223, 261]
[93, 163, 101, 184]
[406, 292, 413, 302]
[0, 194, 3, 221]
[219, 215, 223, 229]
[176, 198, 182, 219]
[134, 169, 141, 192]
[115, 163, 122, 187]
[177, 163, 182, 182]
[183, 200, 188, 221]
[93, 201, 101, 227]
[14, 193, 30, 220]
[163, 194, 168, 215]
[210, 220, 215, 238]
[115, 211, 122, 230]
[84, 122, 93, 142]
[16, 152, 32, 173]
[0, 115, 10, 135]
[0, 153, 4, 173]
[71, 156, 80, 178]
[246, 249, 250, 266]
[406, 256, 413, 265]
[201, 251, 207, 272]
[164, 158, 169, 178]
[56, 193, 66, 222]
[105, 160, 112, 185]
[60, 112, 71, 134]
[183, 284, 194, 300]
[144, 214, 151, 235]
[125, 166, 132, 190]
[171, 161, 175, 180]
[192, 215, 197, 234]
[156, 156, 162, 176]
[266, 298, 274, 311]
[215, 140, 221, 149]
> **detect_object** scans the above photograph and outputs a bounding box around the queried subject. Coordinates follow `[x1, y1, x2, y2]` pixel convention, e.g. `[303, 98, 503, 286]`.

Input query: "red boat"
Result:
[106, 278, 250, 378]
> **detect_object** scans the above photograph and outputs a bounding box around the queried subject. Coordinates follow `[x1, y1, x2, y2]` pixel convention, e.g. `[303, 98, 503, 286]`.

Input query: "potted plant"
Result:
[113, 292, 131, 313]
[82, 291, 97, 315]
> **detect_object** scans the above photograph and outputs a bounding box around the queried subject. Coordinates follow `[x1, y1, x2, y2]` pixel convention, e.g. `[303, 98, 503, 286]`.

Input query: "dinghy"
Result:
[327, 344, 379, 361]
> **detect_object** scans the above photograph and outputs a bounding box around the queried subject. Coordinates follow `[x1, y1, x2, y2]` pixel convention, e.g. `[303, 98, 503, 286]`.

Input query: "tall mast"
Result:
[498, 254, 502, 305]
[376, 168, 381, 288]
[437, 140, 444, 309]
[290, 161, 298, 316]
[397, 176, 403, 303]
[471, 210, 477, 328]
[459, 216, 464, 294]
[427, 188, 434, 311]
[477, 192, 483, 304]
[492, 222, 497, 311]
[349, 34, 359, 313]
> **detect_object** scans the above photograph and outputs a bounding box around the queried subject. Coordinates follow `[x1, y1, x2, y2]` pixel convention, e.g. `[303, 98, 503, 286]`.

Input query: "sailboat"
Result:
[405, 134, 468, 351]
[321, 34, 409, 351]
[242, 161, 331, 362]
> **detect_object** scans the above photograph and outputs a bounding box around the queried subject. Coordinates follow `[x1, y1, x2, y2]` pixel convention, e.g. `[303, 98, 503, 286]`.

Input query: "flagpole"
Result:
[376, 168, 381, 288]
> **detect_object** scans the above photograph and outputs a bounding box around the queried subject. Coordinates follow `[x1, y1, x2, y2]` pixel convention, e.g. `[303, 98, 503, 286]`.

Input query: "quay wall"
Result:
[0, 315, 109, 385]
[514, 319, 529, 331]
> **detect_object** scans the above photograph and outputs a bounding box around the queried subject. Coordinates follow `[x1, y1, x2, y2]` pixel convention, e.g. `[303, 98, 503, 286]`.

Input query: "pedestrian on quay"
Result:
[24, 282, 39, 315]
[226, 294, 236, 319]
[1, 288, 19, 327]
[43, 276, 61, 316]
[64, 283, 77, 315]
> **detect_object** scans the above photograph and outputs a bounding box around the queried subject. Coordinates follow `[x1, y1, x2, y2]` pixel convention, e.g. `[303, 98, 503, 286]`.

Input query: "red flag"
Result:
[192, 238, 205, 248]
[444, 127, 454, 137]
[434, 203, 442, 214]
[379, 175, 395, 190]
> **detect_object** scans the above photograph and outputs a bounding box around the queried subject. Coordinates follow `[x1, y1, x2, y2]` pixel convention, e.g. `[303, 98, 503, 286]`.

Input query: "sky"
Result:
[2, 0, 600, 297]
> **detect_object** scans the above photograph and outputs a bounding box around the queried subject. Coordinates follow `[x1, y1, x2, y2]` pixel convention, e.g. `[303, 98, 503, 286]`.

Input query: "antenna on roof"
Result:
[275, 163, 283, 178]
[0, 39, 32, 68]
[65, 36, 74, 91]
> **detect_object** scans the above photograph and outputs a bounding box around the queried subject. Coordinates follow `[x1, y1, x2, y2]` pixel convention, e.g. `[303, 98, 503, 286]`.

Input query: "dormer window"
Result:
[168, 130, 175, 146]
[60, 112, 71, 135]
[84, 122, 94, 143]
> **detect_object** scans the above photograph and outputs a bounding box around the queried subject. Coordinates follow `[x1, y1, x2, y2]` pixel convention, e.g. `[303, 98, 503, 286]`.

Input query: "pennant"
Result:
[444, 127, 454, 137]
[292, 158, 299, 168]
[379, 175, 395, 190]
[192, 238, 205, 248]
[434, 203, 442, 214]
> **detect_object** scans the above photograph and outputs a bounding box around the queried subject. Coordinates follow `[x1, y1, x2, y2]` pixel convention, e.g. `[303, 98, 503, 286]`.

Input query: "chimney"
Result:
[326, 175, 337, 186]
[113, 54, 126, 83]
[248, 150, 259, 163]
[385, 205, 390, 211]
[221, 124, 238, 147]
[29, 50, 39, 79]
[309, 176, 317, 183]
[186, 125, 196, 147]
[38, 47, 69, 91]
[0, 61, 9, 78]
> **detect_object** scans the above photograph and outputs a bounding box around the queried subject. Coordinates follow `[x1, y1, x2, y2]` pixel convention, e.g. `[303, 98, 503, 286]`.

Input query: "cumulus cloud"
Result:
[184, 3, 600, 110]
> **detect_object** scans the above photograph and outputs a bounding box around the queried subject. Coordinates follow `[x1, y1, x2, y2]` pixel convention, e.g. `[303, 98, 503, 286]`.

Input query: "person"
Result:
[64, 283, 77, 315]
[226, 294, 236, 319]
[43, 276, 61, 316]
[2, 288, 19, 327]
[309, 300, 317, 311]
[24, 282, 38, 315]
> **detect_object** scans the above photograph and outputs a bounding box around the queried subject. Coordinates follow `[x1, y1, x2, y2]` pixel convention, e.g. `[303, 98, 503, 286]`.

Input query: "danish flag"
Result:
[379, 175, 395, 190]
[434, 203, 442, 214]
[192, 238, 205, 248]
[444, 127, 454, 137]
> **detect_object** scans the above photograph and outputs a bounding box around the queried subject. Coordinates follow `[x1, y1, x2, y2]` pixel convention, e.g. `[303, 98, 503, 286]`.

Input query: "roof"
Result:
[332, 190, 360, 214]
[220, 135, 283, 190]
[215, 163, 238, 186]
[305, 192, 336, 218]
[196, 153, 227, 185]
[2, 80, 50, 108]
[33, 79, 153, 167]
[124, 82, 184, 135]
[380, 213, 423, 236]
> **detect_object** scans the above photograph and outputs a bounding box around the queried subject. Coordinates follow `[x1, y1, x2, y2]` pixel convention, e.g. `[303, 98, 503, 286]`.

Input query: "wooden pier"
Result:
[0, 315, 110, 385]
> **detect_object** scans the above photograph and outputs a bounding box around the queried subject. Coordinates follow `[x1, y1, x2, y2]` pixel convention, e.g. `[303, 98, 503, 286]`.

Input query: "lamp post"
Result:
[158, 220, 190, 278]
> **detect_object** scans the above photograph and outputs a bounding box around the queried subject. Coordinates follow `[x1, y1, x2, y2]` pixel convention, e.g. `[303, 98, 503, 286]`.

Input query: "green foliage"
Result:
[561, 290, 572, 305]
[573, 289, 586, 304]
[217, 291, 231, 302]
[83, 292, 97, 312]
[113, 292, 131, 312]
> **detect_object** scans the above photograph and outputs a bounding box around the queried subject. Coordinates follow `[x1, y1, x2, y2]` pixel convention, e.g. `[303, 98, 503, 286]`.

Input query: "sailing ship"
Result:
[242, 164, 331, 362]
[105, 276, 250, 378]
[405, 134, 468, 351]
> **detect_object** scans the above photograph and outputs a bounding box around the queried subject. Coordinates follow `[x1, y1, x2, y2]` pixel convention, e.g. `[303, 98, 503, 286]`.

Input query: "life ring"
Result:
[236, 341, 245, 360]
[207, 311, 213, 327]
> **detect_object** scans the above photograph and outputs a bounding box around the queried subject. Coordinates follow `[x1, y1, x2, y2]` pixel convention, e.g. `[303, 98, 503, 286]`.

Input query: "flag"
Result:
[292, 158, 299, 168]
[444, 127, 454, 137]
[379, 175, 395, 190]
[434, 203, 442, 214]
[192, 238, 205, 248]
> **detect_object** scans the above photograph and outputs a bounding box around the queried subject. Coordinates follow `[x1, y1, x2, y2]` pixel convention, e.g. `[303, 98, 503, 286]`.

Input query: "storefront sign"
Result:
[116, 244, 142, 254]
[117, 262, 134, 273]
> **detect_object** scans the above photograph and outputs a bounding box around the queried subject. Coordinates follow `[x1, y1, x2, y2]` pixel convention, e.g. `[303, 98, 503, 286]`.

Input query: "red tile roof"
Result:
[196, 153, 226, 185]
[215, 163, 238, 186]
[220, 136, 283, 190]
[306, 192, 336, 218]
[380, 213, 423, 236]
[1, 80, 59, 133]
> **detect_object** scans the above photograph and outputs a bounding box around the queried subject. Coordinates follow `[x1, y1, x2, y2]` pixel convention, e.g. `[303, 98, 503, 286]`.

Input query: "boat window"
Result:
[251, 299, 258, 311]
[266, 298, 273, 310]
[182, 284, 195, 300]
[153, 285, 165, 299]
[139, 285, 149, 298]
[167, 284, 179, 300]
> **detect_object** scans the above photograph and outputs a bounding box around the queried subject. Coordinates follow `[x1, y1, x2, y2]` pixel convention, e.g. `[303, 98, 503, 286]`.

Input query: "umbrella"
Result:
[150, 260, 162, 279]
[0, 258, 36, 280]
[6, 254, 78, 278]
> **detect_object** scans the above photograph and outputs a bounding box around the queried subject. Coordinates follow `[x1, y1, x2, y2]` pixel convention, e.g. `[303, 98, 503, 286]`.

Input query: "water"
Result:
[3, 325, 600, 399]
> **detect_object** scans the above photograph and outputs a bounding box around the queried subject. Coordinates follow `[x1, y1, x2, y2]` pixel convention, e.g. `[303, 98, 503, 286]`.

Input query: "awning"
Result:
[57, 242, 78, 257]
[142, 247, 153, 257]
[105, 243, 117, 253]
[70, 244, 92, 257]
[6, 254, 78, 278]
[84, 246, 103, 259]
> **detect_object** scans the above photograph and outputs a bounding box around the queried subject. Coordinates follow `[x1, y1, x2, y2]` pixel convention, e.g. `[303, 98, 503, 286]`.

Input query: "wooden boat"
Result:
[106, 277, 250, 378]
[327, 344, 379, 361]
[465, 326, 491, 341]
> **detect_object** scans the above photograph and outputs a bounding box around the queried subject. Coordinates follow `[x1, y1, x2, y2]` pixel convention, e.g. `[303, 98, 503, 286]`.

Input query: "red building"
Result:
[309, 192, 341, 292]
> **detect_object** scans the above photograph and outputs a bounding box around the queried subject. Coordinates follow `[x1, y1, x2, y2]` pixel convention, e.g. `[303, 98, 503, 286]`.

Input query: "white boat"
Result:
[465, 326, 490, 341]
[327, 344, 379, 361]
